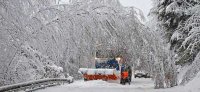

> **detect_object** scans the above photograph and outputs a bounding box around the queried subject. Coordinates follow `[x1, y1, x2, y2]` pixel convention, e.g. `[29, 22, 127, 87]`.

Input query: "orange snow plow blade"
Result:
[83, 74, 118, 80]
[79, 68, 120, 81]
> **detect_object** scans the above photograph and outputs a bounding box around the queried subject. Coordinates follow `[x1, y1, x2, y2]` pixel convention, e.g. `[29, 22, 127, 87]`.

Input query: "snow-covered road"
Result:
[36, 73, 200, 92]
[37, 78, 156, 92]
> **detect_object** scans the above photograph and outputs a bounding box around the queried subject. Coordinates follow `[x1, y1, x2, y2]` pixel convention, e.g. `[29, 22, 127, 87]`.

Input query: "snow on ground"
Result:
[184, 72, 200, 92]
[37, 78, 154, 92]
[157, 71, 200, 92]
[37, 73, 200, 92]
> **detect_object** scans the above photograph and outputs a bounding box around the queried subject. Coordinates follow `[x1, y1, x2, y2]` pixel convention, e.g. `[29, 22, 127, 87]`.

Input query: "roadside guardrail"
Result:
[0, 78, 73, 92]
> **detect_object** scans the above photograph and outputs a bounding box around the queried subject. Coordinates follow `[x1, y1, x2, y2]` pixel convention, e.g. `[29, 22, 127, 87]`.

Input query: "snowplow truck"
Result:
[79, 58, 132, 85]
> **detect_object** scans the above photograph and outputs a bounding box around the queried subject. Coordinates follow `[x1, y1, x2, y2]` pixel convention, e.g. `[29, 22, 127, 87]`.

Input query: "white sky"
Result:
[119, 0, 153, 19]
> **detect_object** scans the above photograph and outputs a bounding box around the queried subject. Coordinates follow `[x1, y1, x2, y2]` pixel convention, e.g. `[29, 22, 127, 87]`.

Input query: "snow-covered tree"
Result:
[0, 0, 169, 88]
[149, 0, 200, 87]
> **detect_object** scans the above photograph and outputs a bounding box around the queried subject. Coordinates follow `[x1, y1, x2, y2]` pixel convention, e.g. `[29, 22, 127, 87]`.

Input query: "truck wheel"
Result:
[120, 79, 125, 85]
[84, 78, 88, 81]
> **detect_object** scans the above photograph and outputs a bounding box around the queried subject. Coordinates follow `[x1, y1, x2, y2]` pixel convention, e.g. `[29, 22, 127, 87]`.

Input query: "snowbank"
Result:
[165, 71, 200, 92]
[183, 71, 200, 92]
[181, 52, 200, 84]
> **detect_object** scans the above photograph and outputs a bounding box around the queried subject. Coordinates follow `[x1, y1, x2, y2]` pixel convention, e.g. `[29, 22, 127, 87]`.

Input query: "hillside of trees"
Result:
[0, 0, 160, 86]
[0, 0, 199, 89]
